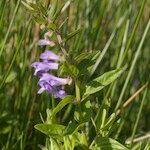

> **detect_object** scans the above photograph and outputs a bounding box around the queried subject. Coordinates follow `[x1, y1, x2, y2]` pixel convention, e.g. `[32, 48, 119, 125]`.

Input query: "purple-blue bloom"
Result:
[39, 73, 72, 87]
[31, 62, 58, 76]
[31, 32, 72, 99]
[40, 50, 59, 61]
[38, 79, 66, 99]
[38, 80, 53, 94]
[53, 89, 66, 99]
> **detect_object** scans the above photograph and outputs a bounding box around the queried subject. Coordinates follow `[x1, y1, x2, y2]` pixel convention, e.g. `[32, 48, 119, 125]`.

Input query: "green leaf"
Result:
[46, 109, 53, 124]
[74, 100, 92, 123]
[93, 137, 129, 150]
[48, 0, 58, 18]
[52, 5, 64, 21]
[73, 132, 88, 148]
[100, 108, 107, 129]
[34, 123, 65, 140]
[82, 67, 126, 99]
[50, 1, 71, 21]
[21, 1, 34, 11]
[75, 51, 100, 64]
[61, 0, 71, 13]
[65, 29, 81, 41]
[74, 144, 89, 150]
[75, 51, 101, 76]
[38, 145, 48, 150]
[33, 15, 48, 25]
[63, 121, 79, 135]
[59, 63, 79, 77]
[47, 23, 57, 30]
[36, 2, 47, 16]
[29, 3, 39, 10]
[102, 113, 116, 130]
[74, 110, 80, 122]
[80, 100, 92, 123]
[5, 71, 17, 83]
[95, 99, 111, 132]
[51, 95, 74, 118]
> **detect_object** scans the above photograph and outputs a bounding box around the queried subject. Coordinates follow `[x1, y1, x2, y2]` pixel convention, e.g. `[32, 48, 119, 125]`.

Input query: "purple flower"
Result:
[38, 79, 66, 99]
[31, 31, 72, 99]
[39, 73, 72, 87]
[38, 39, 55, 47]
[38, 80, 53, 94]
[53, 89, 66, 99]
[31, 62, 58, 76]
[40, 50, 59, 61]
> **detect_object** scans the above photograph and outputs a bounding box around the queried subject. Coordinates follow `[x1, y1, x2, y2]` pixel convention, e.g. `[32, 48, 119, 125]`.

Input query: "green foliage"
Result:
[65, 29, 82, 41]
[5, 71, 17, 83]
[83, 67, 126, 99]
[0, 0, 149, 149]
[59, 62, 79, 78]
[51, 95, 75, 119]
[92, 137, 128, 150]
[35, 124, 65, 140]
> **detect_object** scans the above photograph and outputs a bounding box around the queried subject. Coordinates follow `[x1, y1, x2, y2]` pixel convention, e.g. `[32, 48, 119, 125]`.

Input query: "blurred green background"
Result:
[0, 0, 149, 149]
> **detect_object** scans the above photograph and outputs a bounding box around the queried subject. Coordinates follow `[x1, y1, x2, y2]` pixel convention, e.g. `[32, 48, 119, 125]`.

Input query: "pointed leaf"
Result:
[65, 29, 81, 41]
[83, 67, 126, 99]
[34, 123, 65, 140]
[48, 23, 57, 30]
[102, 113, 116, 130]
[5, 71, 17, 83]
[93, 137, 129, 150]
[59, 63, 79, 77]
[75, 51, 100, 64]
[51, 95, 75, 118]
[63, 121, 79, 135]
[21, 1, 34, 11]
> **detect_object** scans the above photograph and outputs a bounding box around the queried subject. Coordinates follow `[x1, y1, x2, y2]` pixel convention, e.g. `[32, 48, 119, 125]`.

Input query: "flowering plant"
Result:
[23, 1, 135, 149]
[31, 39, 72, 98]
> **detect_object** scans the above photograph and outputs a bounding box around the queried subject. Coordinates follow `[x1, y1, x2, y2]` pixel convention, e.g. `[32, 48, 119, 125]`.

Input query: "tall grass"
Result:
[0, 0, 149, 149]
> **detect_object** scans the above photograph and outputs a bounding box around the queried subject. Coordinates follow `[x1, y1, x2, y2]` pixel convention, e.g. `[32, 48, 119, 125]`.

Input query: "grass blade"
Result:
[0, 0, 21, 57]
[115, 19, 150, 110]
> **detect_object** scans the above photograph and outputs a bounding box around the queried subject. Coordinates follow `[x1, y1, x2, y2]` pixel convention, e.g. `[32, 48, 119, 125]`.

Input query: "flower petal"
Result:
[38, 39, 50, 46]
[38, 87, 45, 94]
[38, 80, 53, 94]
[38, 39, 55, 47]
[40, 50, 59, 61]
[53, 89, 66, 99]
[38, 80, 66, 99]
[31, 62, 59, 76]
[40, 73, 72, 86]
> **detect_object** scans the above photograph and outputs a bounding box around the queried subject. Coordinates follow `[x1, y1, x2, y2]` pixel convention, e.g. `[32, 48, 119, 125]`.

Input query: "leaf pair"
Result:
[82, 67, 126, 100]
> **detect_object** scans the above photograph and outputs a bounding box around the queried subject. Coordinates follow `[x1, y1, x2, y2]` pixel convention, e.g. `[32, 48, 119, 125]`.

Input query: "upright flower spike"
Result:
[31, 30, 72, 99]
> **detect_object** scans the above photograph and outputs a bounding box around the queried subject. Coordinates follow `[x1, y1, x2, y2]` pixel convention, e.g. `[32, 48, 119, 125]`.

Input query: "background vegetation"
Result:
[0, 0, 149, 149]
